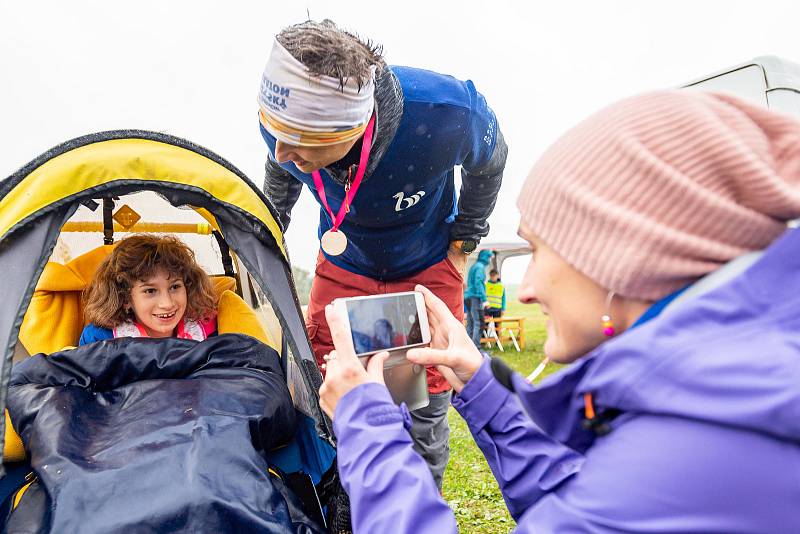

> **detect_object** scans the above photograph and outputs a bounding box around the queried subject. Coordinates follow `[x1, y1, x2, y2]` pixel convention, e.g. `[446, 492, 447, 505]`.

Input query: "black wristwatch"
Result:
[453, 239, 478, 255]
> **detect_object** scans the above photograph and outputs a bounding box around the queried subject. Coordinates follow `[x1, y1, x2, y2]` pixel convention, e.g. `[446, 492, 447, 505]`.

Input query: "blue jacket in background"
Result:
[260, 66, 500, 281]
[464, 250, 492, 301]
[332, 228, 800, 532]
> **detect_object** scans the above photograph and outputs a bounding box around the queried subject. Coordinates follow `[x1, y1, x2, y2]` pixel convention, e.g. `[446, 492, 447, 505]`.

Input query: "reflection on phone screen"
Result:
[346, 294, 422, 355]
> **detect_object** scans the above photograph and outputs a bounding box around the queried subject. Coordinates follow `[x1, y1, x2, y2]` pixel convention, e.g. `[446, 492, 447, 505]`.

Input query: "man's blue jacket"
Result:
[261, 65, 507, 281]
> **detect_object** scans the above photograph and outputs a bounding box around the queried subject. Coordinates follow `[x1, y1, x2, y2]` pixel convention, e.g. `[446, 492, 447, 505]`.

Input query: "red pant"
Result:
[305, 254, 464, 393]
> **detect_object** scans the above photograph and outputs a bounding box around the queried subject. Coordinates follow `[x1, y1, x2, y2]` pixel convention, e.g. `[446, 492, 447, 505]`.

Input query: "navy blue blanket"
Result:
[6, 334, 321, 533]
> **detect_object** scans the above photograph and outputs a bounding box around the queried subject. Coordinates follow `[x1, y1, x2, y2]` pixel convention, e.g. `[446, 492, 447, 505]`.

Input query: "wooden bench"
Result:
[481, 316, 526, 352]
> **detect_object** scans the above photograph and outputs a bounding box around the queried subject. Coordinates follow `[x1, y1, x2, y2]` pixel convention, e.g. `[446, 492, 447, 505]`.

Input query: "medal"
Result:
[321, 229, 348, 256]
[312, 114, 375, 257]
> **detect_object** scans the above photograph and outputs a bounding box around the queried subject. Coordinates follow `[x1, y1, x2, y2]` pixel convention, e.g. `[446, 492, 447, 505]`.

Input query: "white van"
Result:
[683, 55, 800, 117]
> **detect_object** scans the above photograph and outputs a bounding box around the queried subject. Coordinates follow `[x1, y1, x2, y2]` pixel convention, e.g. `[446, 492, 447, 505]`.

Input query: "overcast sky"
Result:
[2, 0, 799, 281]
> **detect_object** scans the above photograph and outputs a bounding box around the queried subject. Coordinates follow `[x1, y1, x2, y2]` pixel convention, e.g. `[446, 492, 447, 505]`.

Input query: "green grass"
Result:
[442, 286, 559, 533]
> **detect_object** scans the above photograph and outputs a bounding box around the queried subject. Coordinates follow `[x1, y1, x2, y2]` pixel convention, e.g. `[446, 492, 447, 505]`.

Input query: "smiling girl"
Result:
[79, 234, 217, 345]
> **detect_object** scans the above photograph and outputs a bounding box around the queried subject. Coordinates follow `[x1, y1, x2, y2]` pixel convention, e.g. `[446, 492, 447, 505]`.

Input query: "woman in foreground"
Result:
[319, 90, 800, 532]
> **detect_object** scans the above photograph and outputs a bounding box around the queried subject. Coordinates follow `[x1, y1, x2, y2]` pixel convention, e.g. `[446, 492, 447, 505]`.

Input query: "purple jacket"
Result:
[333, 228, 800, 533]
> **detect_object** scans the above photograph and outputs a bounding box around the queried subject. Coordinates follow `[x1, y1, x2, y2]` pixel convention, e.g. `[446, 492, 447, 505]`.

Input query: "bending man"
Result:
[257, 20, 507, 489]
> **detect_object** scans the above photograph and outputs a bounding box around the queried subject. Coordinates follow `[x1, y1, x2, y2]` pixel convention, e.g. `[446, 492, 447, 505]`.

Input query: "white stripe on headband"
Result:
[258, 39, 375, 145]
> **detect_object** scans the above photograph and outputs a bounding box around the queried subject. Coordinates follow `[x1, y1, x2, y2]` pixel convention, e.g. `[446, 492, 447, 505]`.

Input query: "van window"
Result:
[686, 65, 768, 107]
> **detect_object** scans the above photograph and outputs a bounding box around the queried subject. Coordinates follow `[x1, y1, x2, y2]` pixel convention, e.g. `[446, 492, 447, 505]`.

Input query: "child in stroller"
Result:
[79, 234, 218, 344]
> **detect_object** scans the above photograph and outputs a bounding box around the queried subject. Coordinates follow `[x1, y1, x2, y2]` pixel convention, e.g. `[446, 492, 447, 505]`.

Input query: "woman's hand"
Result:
[406, 285, 484, 393]
[319, 304, 390, 419]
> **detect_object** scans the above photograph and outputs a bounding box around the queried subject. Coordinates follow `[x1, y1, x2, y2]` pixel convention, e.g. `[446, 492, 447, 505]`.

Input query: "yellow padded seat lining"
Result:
[4, 411, 25, 463]
[217, 290, 276, 350]
[19, 245, 115, 356]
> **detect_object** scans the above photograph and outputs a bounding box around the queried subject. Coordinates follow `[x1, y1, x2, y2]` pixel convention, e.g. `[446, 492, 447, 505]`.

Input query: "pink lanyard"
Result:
[311, 114, 375, 232]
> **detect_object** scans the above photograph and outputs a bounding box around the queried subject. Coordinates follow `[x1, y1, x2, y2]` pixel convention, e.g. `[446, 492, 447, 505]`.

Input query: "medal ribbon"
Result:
[312, 114, 375, 233]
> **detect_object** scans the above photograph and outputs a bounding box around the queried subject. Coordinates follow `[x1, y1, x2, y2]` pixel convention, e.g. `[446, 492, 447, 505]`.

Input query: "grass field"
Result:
[441, 286, 560, 533]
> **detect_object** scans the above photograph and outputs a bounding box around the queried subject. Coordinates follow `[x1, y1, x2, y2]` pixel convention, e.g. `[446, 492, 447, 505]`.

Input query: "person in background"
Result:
[257, 19, 507, 490]
[484, 268, 505, 337]
[317, 90, 800, 532]
[464, 249, 492, 348]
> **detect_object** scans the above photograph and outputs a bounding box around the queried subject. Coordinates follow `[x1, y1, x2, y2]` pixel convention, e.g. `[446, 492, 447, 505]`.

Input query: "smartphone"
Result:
[332, 291, 431, 357]
[332, 291, 431, 410]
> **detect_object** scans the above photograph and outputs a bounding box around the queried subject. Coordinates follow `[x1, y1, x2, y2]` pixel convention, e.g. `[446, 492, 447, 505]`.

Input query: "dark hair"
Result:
[276, 19, 384, 90]
[83, 234, 217, 328]
[489, 269, 500, 276]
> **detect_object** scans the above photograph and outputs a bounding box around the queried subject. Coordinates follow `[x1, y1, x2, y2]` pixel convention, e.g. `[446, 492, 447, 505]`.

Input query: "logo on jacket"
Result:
[393, 190, 426, 211]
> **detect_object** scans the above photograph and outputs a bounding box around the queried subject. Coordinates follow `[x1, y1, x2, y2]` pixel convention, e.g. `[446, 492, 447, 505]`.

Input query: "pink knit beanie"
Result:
[518, 90, 800, 301]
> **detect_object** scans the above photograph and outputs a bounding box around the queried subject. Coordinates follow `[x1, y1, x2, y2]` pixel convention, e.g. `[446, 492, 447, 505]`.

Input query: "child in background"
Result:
[485, 269, 505, 318]
[80, 234, 217, 345]
[484, 269, 505, 336]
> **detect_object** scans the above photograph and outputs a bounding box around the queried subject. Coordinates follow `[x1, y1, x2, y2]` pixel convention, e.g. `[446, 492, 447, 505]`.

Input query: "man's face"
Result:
[274, 138, 360, 173]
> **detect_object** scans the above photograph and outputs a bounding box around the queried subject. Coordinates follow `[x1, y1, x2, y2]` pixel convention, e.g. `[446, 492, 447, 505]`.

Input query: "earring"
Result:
[601, 291, 616, 337]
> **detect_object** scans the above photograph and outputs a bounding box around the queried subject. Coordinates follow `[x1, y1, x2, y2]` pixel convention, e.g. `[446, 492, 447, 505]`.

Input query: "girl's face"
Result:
[128, 268, 187, 338]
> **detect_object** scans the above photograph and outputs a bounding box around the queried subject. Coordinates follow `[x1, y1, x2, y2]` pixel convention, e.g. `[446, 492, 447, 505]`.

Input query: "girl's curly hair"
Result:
[83, 234, 217, 329]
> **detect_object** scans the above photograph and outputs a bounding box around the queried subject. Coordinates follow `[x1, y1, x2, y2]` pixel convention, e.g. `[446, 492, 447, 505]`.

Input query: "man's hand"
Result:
[447, 243, 468, 278]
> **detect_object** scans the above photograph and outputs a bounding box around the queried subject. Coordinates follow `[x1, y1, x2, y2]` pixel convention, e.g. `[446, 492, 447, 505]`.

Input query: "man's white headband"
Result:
[258, 39, 376, 146]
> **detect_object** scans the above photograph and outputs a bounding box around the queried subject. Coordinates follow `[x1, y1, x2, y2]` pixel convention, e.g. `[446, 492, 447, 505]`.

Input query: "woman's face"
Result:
[129, 268, 187, 338]
[517, 223, 615, 364]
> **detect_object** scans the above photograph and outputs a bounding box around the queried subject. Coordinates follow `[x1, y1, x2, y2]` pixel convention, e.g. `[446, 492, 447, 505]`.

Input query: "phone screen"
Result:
[345, 293, 423, 355]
